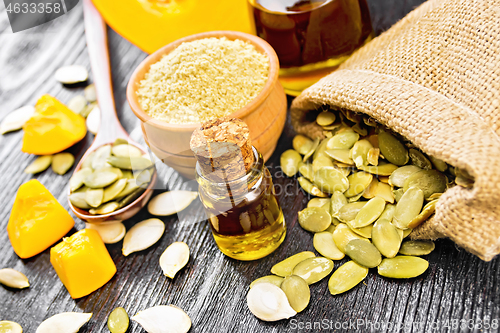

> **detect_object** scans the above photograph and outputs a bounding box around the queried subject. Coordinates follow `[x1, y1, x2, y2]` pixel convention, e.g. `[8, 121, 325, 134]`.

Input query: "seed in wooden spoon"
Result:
[84, 171, 118, 189]
[89, 201, 120, 215]
[247, 283, 296, 321]
[159, 242, 189, 279]
[147, 191, 198, 216]
[122, 218, 165, 256]
[250, 275, 284, 289]
[103, 178, 128, 203]
[0, 268, 29, 289]
[85, 188, 103, 208]
[86, 105, 100, 135]
[328, 261, 368, 295]
[35, 312, 92, 333]
[280, 275, 310, 313]
[112, 144, 143, 158]
[0, 321, 23, 333]
[271, 251, 315, 277]
[54, 65, 88, 84]
[132, 305, 191, 333]
[69, 192, 91, 209]
[85, 222, 126, 244]
[107, 156, 153, 170]
[0, 105, 35, 134]
[393, 187, 424, 229]
[91, 144, 112, 170]
[24, 155, 52, 174]
[69, 167, 92, 192]
[67, 95, 87, 114]
[108, 307, 129, 333]
[52, 153, 75, 175]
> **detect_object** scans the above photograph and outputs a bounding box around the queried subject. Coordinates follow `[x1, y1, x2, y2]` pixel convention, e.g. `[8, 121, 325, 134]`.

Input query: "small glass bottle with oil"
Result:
[195, 147, 286, 260]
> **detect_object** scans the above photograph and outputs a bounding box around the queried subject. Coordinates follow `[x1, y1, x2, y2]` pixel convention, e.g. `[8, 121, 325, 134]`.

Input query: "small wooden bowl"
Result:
[127, 30, 287, 179]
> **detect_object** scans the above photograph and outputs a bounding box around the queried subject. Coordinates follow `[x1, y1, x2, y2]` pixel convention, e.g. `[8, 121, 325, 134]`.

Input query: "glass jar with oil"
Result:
[248, 0, 374, 95]
[195, 147, 286, 261]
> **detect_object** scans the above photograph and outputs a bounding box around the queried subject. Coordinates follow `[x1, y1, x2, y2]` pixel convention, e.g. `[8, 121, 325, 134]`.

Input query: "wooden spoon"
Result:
[68, 0, 157, 223]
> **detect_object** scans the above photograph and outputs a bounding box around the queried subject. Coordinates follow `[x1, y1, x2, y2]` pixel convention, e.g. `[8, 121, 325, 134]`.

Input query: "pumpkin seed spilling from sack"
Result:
[247, 283, 297, 321]
[328, 261, 368, 295]
[399, 240, 435, 256]
[0, 321, 22, 333]
[132, 305, 191, 333]
[122, 218, 165, 256]
[159, 242, 190, 279]
[0, 268, 29, 289]
[24, 155, 52, 174]
[378, 256, 429, 279]
[148, 191, 198, 216]
[36, 312, 92, 333]
[108, 307, 129, 333]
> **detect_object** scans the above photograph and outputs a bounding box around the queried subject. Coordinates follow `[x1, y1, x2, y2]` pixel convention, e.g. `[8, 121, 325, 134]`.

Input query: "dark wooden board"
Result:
[1, 1, 499, 332]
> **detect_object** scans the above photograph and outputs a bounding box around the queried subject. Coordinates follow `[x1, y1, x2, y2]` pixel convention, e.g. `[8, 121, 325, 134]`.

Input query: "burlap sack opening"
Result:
[290, 0, 500, 261]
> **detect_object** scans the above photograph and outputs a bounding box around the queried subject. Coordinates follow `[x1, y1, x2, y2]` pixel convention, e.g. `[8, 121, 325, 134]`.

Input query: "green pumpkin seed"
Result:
[407, 199, 438, 228]
[293, 135, 314, 155]
[374, 182, 395, 203]
[427, 193, 442, 201]
[280, 149, 302, 177]
[311, 154, 334, 172]
[316, 111, 336, 126]
[403, 170, 447, 199]
[67, 95, 87, 114]
[100, 167, 123, 179]
[364, 117, 377, 127]
[90, 201, 120, 215]
[24, 155, 52, 174]
[103, 178, 128, 203]
[271, 252, 316, 277]
[348, 192, 364, 202]
[399, 240, 435, 256]
[352, 123, 368, 136]
[389, 165, 422, 187]
[337, 202, 366, 223]
[113, 138, 128, 146]
[345, 239, 382, 268]
[52, 152, 75, 175]
[325, 224, 336, 233]
[69, 192, 91, 209]
[115, 179, 140, 200]
[429, 156, 448, 172]
[326, 130, 359, 150]
[409, 149, 432, 169]
[378, 129, 409, 166]
[250, 275, 284, 289]
[456, 172, 474, 188]
[307, 198, 330, 208]
[298, 207, 331, 232]
[69, 167, 92, 192]
[313, 167, 349, 193]
[108, 307, 129, 333]
[330, 191, 348, 217]
[298, 162, 314, 181]
[112, 144, 143, 158]
[378, 175, 389, 183]
[107, 156, 153, 170]
[328, 261, 368, 295]
[378, 256, 429, 278]
[81, 151, 95, 170]
[280, 275, 310, 312]
[345, 172, 373, 197]
[302, 137, 320, 162]
[121, 170, 134, 179]
[135, 169, 153, 188]
[292, 257, 334, 285]
[0, 268, 29, 289]
[313, 232, 345, 260]
[118, 188, 145, 208]
[367, 147, 380, 166]
[351, 197, 386, 228]
[393, 187, 424, 229]
[378, 203, 396, 222]
[298, 177, 328, 197]
[86, 188, 104, 207]
[325, 149, 354, 165]
[332, 223, 369, 253]
[312, 137, 330, 161]
[362, 178, 378, 199]
[348, 223, 373, 239]
[84, 171, 119, 188]
[357, 162, 399, 176]
[393, 188, 404, 202]
[372, 219, 401, 258]
[92, 144, 112, 170]
[351, 139, 373, 167]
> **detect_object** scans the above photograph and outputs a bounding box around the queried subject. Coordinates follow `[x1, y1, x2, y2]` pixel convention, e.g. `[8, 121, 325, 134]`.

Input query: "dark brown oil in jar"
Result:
[249, 0, 373, 68]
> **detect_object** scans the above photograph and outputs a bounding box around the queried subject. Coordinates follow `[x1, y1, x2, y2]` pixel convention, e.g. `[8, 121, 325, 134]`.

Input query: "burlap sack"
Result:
[290, 0, 500, 261]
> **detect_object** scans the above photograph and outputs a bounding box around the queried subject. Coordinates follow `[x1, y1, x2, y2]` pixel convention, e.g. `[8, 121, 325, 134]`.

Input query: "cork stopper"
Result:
[190, 117, 255, 182]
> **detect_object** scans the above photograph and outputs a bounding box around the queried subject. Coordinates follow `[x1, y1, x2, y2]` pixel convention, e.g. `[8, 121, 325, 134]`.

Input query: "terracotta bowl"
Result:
[127, 30, 287, 179]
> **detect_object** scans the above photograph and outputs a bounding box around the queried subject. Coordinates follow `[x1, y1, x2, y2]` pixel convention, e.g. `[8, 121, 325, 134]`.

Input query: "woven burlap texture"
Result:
[291, 0, 500, 261]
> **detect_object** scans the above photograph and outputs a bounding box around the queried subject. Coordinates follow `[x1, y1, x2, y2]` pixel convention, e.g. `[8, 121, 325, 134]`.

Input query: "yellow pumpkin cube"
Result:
[22, 94, 87, 155]
[51, 229, 117, 299]
[7, 179, 75, 259]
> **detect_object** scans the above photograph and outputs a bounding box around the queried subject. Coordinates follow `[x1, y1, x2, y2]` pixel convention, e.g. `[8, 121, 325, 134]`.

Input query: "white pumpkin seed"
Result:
[122, 218, 165, 256]
[247, 283, 296, 321]
[51, 153, 75, 175]
[84, 84, 97, 102]
[148, 191, 198, 216]
[54, 65, 88, 84]
[85, 221, 126, 244]
[271, 252, 316, 277]
[159, 242, 189, 279]
[0, 321, 22, 333]
[313, 232, 344, 260]
[132, 305, 191, 333]
[328, 261, 368, 295]
[36, 312, 92, 333]
[0, 105, 35, 134]
[86, 105, 100, 135]
[24, 155, 52, 174]
[0, 268, 29, 289]
[399, 240, 435, 256]
[69, 167, 92, 192]
[67, 95, 87, 114]
[250, 275, 284, 289]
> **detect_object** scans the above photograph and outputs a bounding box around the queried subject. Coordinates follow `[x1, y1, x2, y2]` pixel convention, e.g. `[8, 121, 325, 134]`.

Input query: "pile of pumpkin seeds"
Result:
[68, 138, 155, 215]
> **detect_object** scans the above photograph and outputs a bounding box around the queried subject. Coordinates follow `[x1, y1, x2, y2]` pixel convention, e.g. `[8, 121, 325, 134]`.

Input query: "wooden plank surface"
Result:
[1, 0, 499, 332]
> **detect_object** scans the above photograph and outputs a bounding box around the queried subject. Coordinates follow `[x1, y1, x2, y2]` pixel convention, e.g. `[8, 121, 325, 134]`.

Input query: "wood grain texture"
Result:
[1, 0, 499, 332]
